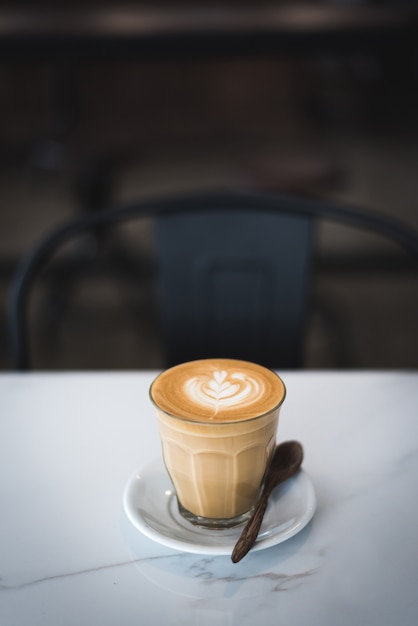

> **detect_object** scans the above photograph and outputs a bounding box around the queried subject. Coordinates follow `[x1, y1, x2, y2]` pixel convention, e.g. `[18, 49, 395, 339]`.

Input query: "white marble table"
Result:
[1, 371, 417, 626]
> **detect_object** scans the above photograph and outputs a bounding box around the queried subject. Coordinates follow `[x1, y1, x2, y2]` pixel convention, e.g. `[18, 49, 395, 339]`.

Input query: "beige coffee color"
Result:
[150, 359, 286, 522]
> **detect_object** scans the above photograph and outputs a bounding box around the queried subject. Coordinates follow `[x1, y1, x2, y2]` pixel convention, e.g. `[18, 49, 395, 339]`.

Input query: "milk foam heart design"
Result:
[150, 358, 286, 421]
[184, 369, 264, 415]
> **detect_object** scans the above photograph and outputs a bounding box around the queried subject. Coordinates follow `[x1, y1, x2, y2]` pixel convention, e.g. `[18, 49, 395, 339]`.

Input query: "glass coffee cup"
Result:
[150, 358, 286, 529]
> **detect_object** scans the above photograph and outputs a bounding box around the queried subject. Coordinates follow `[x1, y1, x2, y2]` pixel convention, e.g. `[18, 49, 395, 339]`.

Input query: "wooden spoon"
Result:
[231, 440, 304, 563]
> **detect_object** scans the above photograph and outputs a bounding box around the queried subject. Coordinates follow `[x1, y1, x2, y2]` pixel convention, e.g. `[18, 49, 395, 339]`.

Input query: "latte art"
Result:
[150, 358, 285, 422]
[185, 369, 264, 415]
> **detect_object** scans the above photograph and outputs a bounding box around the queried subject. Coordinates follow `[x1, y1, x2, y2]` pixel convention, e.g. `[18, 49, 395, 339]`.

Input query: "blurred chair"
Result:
[8, 189, 418, 371]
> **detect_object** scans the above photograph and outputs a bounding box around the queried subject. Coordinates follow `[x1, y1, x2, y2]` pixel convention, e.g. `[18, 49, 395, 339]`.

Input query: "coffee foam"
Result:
[150, 358, 285, 421]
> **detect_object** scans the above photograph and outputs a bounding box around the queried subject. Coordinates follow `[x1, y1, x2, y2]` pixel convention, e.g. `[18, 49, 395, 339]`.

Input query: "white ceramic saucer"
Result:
[123, 457, 316, 556]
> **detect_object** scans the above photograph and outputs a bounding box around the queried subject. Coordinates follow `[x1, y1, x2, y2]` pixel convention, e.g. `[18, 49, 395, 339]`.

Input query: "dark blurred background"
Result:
[1, 1, 418, 370]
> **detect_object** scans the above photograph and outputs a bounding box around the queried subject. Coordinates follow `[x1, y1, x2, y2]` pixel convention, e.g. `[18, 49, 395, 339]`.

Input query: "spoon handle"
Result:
[231, 490, 270, 563]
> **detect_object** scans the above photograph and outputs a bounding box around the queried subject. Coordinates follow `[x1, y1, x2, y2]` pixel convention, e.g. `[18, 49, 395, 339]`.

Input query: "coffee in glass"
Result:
[150, 358, 286, 529]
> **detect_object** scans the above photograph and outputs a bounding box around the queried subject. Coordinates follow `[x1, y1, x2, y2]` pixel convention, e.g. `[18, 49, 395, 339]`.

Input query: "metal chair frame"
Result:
[9, 188, 418, 370]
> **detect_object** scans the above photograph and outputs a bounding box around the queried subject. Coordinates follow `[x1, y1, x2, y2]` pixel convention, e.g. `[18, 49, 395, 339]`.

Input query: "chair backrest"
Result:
[155, 207, 312, 368]
[8, 189, 418, 370]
